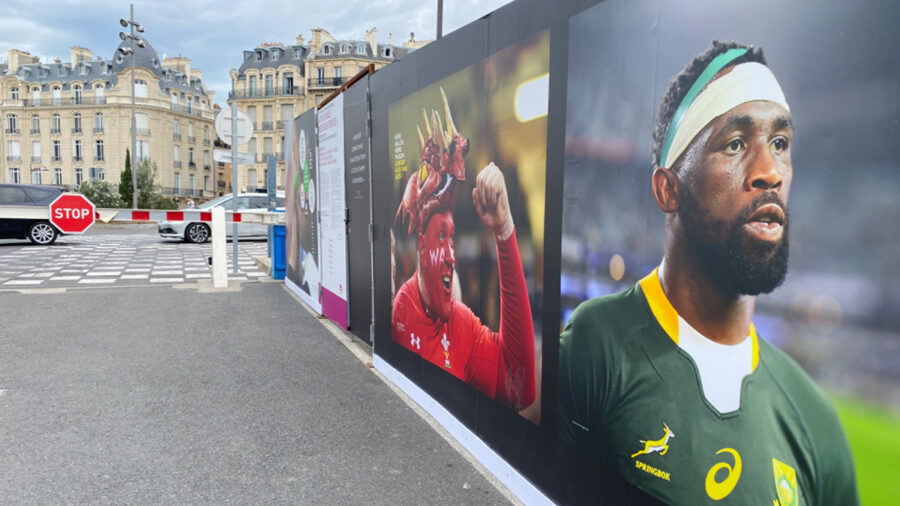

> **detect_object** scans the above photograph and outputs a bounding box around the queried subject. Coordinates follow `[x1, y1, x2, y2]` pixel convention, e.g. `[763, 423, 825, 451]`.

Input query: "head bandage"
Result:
[659, 53, 790, 169]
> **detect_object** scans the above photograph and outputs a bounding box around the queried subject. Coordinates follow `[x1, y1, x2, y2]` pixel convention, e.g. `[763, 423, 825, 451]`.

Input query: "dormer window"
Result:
[294, 48, 302, 59]
[271, 49, 279, 61]
[10, 87, 18, 100]
[340, 44, 349, 54]
[256, 51, 263, 61]
[383, 47, 392, 58]
[357, 43, 367, 54]
[322, 45, 332, 55]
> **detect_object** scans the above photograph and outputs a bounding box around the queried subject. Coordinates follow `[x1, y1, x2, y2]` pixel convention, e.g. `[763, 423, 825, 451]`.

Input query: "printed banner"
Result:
[318, 94, 349, 328]
[285, 109, 321, 313]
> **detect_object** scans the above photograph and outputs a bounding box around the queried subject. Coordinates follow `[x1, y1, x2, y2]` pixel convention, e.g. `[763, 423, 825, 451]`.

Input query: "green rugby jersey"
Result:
[558, 269, 858, 505]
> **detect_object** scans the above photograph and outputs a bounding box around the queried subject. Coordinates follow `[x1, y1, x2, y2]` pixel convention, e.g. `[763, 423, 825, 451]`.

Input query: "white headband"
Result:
[663, 62, 790, 169]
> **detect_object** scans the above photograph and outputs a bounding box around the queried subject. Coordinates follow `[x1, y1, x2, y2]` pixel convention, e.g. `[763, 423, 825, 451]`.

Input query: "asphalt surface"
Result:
[0, 282, 509, 504]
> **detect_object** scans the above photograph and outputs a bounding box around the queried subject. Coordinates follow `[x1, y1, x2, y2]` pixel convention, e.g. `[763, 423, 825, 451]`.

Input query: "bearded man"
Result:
[558, 41, 858, 505]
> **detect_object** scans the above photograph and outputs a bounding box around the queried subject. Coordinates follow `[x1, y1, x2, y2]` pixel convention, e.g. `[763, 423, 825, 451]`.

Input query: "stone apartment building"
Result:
[0, 40, 216, 199]
[228, 28, 428, 192]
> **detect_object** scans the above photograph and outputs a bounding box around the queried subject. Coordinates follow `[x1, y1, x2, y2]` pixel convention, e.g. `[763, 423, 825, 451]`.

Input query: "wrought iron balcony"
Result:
[174, 161, 182, 168]
[188, 161, 196, 169]
[132, 128, 151, 135]
[188, 136, 196, 143]
[227, 86, 301, 100]
[73, 156, 83, 162]
[261, 121, 274, 130]
[5, 128, 20, 134]
[173, 133, 181, 140]
[94, 155, 104, 162]
[308, 77, 348, 89]
[203, 139, 211, 146]
[30, 128, 40, 134]
[31, 156, 41, 163]
[93, 127, 103, 134]
[50, 128, 61, 135]
[204, 164, 211, 171]
[72, 127, 82, 134]
[6, 155, 21, 162]
[51, 156, 62, 162]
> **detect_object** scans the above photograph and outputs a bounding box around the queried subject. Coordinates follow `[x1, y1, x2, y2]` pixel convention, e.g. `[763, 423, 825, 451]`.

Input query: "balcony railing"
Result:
[188, 136, 196, 143]
[217, 180, 226, 188]
[174, 161, 182, 168]
[7, 155, 21, 162]
[261, 121, 274, 130]
[188, 161, 196, 169]
[52, 156, 62, 162]
[203, 164, 211, 171]
[94, 97, 106, 105]
[72, 127, 82, 134]
[15, 97, 106, 107]
[94, 155, 104, 162]
[276, 120, 286, 129]
[31, 156, 41, 163]
[5, 128, 20, 134]
[308, 77, 348, 88]
[50, 128, 61, 134]
[30, 128, 40, 134]
[133, 128, 150, 135]
[203, 139, 211, 146]
[73, 156, 83, 162]
[277, 152, 285, 162]
[93, 127, 103, 133]
[160, 187, 206, 197]
[173, 133, 181, 140]
[227, 87, 301, 100]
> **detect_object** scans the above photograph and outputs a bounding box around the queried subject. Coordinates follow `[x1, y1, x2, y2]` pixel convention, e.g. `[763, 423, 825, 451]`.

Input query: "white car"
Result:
[158, 192, 285, 243]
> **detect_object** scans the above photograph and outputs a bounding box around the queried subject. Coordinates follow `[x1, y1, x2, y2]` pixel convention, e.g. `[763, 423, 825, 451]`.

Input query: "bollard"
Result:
[211, 207, 227, 287]
[272, 225, 286, 280]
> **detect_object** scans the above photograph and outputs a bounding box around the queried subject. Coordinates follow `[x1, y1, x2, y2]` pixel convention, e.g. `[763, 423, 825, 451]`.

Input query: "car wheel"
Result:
[185, 223, 210, 243]
[27, 221, 59, 245]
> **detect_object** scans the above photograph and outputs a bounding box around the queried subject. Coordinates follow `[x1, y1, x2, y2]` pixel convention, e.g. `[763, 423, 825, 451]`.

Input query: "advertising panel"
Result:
[285, 109, 322, 313]
[558, 0, 899, 504]
[385, 30, 549, 419]
[344, 80, 373, 343]
[318, 94, 349, 328]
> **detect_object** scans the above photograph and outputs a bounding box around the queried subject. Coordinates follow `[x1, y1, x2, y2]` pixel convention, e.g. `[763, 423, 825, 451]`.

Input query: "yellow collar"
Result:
[638, 268, 759, 371]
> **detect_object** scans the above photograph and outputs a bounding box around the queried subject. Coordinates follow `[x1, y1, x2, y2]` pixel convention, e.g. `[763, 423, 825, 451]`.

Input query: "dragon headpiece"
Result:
[395, 88, 470, 235]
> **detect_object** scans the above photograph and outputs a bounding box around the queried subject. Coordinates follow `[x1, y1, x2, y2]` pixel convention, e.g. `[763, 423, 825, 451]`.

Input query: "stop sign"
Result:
[49, 193, 96, 234]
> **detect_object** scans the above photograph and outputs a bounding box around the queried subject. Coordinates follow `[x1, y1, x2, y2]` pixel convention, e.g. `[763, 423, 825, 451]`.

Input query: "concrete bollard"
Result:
[211, 207, 227, 287]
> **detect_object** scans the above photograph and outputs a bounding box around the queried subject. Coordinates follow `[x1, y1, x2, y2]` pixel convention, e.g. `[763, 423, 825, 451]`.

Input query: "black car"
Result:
[0, 183, 65, 245]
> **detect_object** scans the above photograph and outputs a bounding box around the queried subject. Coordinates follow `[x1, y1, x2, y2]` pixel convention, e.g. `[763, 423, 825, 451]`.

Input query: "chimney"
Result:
[69, 46, 93, 69]
[365, 27, 378, 56]
[6, 49, 38, 73]
[295, 34, 305, 46]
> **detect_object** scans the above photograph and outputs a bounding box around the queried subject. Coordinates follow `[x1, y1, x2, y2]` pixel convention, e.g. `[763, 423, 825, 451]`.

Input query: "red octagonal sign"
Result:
[49, 193, 96, 234]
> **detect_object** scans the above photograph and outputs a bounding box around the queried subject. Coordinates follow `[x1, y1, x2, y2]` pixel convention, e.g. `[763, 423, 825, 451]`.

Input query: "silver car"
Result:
[158, 192, 285, 243]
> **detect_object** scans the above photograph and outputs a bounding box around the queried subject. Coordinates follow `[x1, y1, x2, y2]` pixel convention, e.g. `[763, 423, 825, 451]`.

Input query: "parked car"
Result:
[158, 191, 285, 243]
[0, 183, 66, 245]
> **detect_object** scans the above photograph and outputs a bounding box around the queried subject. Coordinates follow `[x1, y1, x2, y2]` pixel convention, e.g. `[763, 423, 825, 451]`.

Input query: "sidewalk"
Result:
[0, 282, 510, 504]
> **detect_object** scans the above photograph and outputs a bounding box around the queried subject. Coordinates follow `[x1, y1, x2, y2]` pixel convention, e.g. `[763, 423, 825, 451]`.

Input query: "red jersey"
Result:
[391, 232, 535, 410]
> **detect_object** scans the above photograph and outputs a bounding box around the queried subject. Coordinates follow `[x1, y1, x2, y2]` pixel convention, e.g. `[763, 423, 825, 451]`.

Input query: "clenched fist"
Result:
[473, 162, 515, 241]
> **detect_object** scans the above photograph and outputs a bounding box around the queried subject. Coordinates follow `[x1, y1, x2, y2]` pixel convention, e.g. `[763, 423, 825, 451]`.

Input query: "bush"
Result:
[77, 180, 126, 208]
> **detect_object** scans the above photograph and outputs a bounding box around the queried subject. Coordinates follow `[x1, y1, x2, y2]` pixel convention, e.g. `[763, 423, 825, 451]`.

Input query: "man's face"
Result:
[675, 100, 793, 296]
[418, 210, 455, 321]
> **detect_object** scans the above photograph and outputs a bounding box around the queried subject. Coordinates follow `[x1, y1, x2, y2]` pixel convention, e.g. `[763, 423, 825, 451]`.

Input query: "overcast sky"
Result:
[1, 0, 514, 107]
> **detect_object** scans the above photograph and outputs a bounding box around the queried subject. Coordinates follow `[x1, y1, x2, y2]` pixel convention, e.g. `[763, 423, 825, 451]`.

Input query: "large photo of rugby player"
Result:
[557, 0, 900, 503]
[389, 30, 549, 419]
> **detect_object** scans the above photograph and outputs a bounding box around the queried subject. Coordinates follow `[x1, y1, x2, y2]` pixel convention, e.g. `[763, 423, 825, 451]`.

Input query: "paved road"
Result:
[0, 226, 268, 289]
[0, 282, 508, 504]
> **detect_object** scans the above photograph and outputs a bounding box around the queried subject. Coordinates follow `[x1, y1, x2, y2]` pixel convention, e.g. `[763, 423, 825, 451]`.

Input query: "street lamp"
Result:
[119, 4, 144, 209]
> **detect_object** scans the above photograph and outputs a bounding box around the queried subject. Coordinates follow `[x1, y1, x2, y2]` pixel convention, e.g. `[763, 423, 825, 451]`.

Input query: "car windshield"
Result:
[198, 195, 232, 209]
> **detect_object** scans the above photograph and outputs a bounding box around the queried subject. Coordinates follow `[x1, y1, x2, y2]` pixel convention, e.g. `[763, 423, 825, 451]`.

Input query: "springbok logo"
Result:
[631, 422, 675, 458]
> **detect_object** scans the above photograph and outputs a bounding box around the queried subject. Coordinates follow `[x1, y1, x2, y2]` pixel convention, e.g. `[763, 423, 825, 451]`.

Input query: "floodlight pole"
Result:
[129, 4, 138, 209]
[437, 0, 443, 39]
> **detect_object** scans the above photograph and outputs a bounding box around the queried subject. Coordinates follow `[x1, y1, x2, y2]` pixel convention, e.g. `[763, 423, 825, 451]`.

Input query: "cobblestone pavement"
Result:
[0, 229, 270, 289]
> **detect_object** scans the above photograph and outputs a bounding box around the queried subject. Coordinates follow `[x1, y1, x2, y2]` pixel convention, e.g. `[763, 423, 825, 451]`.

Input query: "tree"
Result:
[119, 149, 133, 205]
[135, 159, 177, 209]
[77, 179, 126, 208]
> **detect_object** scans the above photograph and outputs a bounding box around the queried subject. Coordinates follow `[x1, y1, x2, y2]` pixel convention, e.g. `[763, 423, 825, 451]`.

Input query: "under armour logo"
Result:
[410, 333, 421, 350]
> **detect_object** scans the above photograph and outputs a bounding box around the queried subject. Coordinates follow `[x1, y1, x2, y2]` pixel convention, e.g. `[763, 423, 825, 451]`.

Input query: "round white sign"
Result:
[214, 108, 254, 146]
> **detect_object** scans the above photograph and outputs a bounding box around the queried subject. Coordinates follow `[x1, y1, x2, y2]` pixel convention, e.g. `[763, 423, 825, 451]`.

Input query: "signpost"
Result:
[214, 107, 254, 273]
[49, 193, 95, 234]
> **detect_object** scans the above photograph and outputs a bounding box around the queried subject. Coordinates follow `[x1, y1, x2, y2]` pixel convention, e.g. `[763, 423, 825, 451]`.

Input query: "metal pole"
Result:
[130, 3, 138, 209]
[231, 89, 239, 273]
[437, 0, 443, 39]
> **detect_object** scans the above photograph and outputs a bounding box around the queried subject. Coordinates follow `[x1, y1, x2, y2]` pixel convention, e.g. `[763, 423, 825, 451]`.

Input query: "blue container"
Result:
[272, 225, 286, 280]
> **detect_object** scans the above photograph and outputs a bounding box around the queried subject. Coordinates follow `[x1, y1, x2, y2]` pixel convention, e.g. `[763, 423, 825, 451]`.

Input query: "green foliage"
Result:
[135, 159, 177, 210]
[119, 149, 133, 205]
[831, 394, 900, 505]
[77, 179, 126, 208]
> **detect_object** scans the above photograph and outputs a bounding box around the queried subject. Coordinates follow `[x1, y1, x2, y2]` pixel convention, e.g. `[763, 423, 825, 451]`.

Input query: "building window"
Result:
[322, 45, 332, 55]
[32, 141, 40, 162]
[265, 74, 273, 95]
[317, 67, 325, 85]
[73, 140, 83, 160]
[247, 169, 257, 190]
[189, 147, 194, 163]
[51, 114, 61, 133]
[135, 113, 149, 135]
[7, 114, 18, 133]
[135, 80, 147, 98]
[383, 47, 393, 58]
[203, 126, 209, 142]
[7, 140, 20, 162]
[31, 169, 41, 185]
[171, 93, 178, 109]
[98, 169, 105, 181]
[294, 48, 302, 59]
[189, 174, 195, 192]
[357, 43, 366, 54]
[10, 87, 19, 100]
[340, 44, 349, 54]
[255, 51, 262, 61]
[137, 140, 149, 162]
[174, 173, 180, 190]
[174, 145, 180, 162]
[73, 113, 82, 133]
[334, 67, 342, 79]
[31, 114, 40, 134]
[9, 168, 21, 184]
[270, 49, 278, 61]
[73, 85, 82, 105]
[94, 140, 104, 161]
[32, 88, 40, 106]
[95, 83, 104, 103]
[75, 168, 83, 186]
[315, 94, 323, 105]
[52, 86, 61, 105]
[188, 122, 194, 139]
[173, 119, 180, 136]
[204, 175, 210, 191]
[52, 140, 62, 161]
[94, 112, 103, 133]
[283, 73, 293, 94]
[53, 168, 62, 185]
[249, 76, 257, 96]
